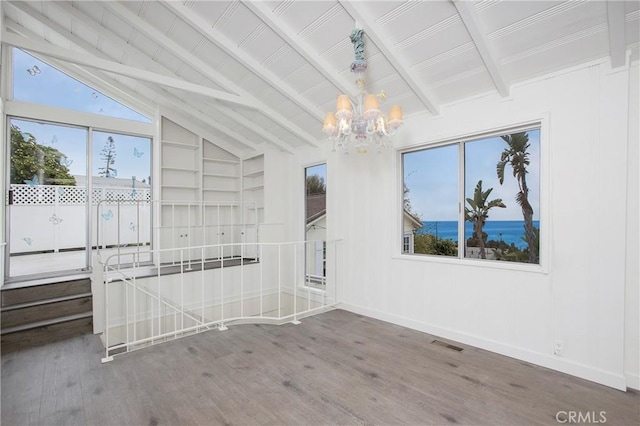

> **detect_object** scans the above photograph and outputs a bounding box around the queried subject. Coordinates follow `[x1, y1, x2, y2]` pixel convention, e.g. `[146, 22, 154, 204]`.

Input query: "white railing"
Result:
[100, 240, 341, 362]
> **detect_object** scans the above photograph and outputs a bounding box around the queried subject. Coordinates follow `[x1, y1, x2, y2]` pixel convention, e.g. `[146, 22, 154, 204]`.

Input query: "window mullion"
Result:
[458, 141, 465, 260]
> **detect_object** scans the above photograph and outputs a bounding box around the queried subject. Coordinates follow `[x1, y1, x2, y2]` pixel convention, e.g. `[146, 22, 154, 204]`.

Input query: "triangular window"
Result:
[12, 48, 151, 123]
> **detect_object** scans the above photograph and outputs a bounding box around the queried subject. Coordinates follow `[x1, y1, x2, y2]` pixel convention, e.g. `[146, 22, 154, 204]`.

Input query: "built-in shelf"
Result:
[244, 169, 264, 178]
[162, 184, 199, 190]
[161, 118, 201, 205]
[203, 157, 240, 164]
[201, 141, 241, 205]
[242, 154, 264, 225]
[162, 140, 199, 150]
[204, 188, 238, 193]
[203, 173, 237, 178]
[163, 167, 199, 173]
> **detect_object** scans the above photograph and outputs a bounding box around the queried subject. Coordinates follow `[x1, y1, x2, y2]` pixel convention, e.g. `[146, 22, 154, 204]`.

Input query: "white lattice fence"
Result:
[10, 184, 150, 205]
[9, 184, 151, 254]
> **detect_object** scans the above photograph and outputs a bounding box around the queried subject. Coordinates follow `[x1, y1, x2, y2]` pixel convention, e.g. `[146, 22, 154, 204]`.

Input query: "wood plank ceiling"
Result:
[2, 1, 639, 154]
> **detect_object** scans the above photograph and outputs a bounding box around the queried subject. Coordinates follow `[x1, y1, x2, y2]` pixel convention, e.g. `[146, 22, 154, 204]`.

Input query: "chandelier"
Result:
[322, 29, 403, 154]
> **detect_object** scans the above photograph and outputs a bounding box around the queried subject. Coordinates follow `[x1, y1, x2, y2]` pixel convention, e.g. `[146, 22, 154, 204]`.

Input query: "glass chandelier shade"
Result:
[322, 29, 403, 154]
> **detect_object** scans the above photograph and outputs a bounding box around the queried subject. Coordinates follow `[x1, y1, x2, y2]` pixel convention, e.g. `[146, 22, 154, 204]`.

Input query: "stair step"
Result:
[1, 295, 93, 329]
[1, 315, 93, 353]
[1, 312, 93, 335]
[1, 278, 91, 307]
[1, 292, 93, 311]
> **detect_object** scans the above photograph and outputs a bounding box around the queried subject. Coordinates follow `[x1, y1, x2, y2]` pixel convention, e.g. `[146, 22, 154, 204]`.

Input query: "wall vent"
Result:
[431, 340, 464, 352]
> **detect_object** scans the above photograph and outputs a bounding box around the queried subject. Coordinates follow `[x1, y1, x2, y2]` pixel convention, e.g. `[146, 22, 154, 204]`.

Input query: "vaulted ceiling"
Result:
[2, 1, 639, 155]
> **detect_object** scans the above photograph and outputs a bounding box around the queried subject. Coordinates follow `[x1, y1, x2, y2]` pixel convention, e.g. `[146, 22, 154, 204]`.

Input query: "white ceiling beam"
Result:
[40, 0, 288, 154]
[46, 1, 295, 154]
[241, 0, 355, 97]
[338, 0, 440, 115]
[161, 0, 324, 124]
[606, 0, 627, 68]
[452, 0, 510, 97]
[1, 31, 254, 109]
[3, 6, 155, 119]
[49, 3, 293, 155]
[2, 7, 256, 155]
[101, 0, 318, 147]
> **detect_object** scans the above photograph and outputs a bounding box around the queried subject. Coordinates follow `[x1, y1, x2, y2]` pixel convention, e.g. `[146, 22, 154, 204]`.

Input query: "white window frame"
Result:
[397, 118, 549, 274]
[3, 46, 156, 281]
[402, 234, 413, 254]
[302, 161, 328, 293]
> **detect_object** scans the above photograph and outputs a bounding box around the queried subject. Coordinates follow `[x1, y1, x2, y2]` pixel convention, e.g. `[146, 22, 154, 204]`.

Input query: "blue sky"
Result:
[306, 163, 327, 183]
[11, 49, 151, 183]
[403, 130, 540, 221]
[13, 48, 150, 123]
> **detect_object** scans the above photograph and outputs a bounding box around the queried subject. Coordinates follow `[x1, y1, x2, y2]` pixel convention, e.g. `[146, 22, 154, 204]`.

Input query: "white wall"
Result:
[261, 144, 295, 244]
[297, 60, 637, 390]
[1, 8, 6, 286]
[624, 62, 639, 390]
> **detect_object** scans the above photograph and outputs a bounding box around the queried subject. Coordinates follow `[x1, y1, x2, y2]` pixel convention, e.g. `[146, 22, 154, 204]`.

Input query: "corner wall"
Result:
[311, 60, 635, 390]
[624, 62, 639, 390]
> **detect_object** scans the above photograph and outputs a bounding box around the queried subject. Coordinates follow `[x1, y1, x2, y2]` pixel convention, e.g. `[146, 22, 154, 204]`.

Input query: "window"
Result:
[402, 235, 411, 254]
[402, 127, 541, 264]
[13, 48, 151, 123]
[305, 163, 327, 288]
[6, 48, 155, 280]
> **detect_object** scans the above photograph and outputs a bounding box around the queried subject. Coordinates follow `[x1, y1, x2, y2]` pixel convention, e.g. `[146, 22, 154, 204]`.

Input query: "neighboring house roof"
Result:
[305, 195, 421, 232]
[306, 193, 326, 225]
[404, 210, 423, 230]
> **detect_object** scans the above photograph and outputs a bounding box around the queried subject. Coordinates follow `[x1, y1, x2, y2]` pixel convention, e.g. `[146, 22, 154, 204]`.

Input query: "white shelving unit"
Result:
[242, 154, 264, 225]
[158, 120, 263, 262]
[159, 118, 202, 262]
[201, 140, 243, 258]
[160, 118, 200, 202]
[202, 140, 241, 204]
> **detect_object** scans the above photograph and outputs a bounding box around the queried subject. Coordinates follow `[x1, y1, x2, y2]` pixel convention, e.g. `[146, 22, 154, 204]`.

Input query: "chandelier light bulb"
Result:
[323, 29, 403, 154]
[388, 105, 403, 128]
[322, 112, 336, 135]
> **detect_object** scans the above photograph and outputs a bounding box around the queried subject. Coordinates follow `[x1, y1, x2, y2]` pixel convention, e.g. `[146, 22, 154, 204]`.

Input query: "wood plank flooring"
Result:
[2, 309, 638, 425]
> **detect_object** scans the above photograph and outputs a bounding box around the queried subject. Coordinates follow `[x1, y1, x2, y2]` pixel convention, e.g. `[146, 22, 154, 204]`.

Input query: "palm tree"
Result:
[465, 180, 506, 259]
[496, 132, 537, 263]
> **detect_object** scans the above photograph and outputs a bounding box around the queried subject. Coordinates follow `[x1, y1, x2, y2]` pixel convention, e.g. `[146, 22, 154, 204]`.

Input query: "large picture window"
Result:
[402, 127, 541, 264]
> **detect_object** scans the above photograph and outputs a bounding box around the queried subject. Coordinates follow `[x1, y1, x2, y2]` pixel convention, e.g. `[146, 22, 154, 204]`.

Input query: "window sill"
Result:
[393, 253, 548, 274]
[297, 284, 326, 294]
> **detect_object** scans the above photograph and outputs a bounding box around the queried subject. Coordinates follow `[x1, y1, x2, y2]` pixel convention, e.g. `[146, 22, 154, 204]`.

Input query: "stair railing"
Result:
[100, 239, 341, 362]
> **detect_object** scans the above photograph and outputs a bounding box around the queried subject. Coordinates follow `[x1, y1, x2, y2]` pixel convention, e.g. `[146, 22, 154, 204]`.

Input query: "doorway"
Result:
[6, 118, 89, 280]
[5, 118, 153, 282]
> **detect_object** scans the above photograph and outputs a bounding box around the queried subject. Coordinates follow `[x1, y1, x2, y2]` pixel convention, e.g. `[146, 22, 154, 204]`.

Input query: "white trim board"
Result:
[625, 373, 640, 391]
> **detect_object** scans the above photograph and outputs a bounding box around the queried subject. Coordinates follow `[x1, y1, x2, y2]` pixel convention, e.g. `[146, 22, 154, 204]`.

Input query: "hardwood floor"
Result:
[2, 309, 638, 425]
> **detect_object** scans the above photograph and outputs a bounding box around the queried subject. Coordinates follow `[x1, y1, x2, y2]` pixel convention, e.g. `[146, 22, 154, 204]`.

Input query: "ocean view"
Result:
[417, 220, 540, 249]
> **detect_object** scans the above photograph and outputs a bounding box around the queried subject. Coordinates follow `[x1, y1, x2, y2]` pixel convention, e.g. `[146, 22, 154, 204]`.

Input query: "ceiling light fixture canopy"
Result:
[322, 29, 403, 154]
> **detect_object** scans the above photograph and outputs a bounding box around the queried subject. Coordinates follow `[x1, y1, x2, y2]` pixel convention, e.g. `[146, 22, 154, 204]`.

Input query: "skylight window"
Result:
[12, 48, 151, 123]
